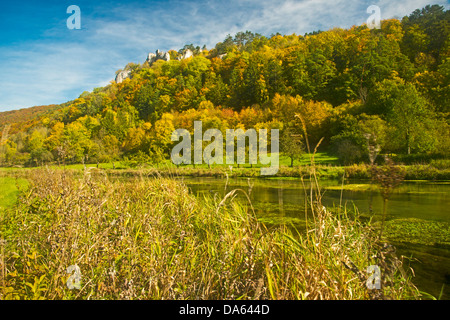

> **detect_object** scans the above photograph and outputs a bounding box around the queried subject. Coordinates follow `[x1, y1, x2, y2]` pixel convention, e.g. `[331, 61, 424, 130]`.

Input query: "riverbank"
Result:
[1, 168, 419, 300]
[2, 162, 450, 182]
[91, 162, 450, 181]
[2, 153, 449, 181]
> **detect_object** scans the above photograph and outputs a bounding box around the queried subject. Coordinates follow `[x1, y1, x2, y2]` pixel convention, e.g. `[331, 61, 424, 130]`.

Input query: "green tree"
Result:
[98, 134, 121, 167]
[401, 4, 449, 66]
[25, 128, 52, 166]
[366, 78, 435, 154]
[280, 127, 304, 167]
[63, 122, 91, 163]
[0, 140, 17, 165]
[358, 114, 387, 164]
[152, 113, 176, 161]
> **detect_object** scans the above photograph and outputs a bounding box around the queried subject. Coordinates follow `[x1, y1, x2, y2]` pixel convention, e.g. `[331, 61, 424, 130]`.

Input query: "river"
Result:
[181, 176, 450, 300]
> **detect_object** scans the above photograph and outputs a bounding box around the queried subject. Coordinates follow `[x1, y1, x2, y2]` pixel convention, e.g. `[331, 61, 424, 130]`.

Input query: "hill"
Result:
[0, 4, 448, 168]
[0, 104, 63, 133]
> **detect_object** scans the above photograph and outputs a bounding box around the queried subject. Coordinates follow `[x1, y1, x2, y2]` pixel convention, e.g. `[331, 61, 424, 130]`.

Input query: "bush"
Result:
[391, 153, 447, 165]
[403, 165, 450, 180]
[332, 138, 364, 165]
[429, 159, 450, 170]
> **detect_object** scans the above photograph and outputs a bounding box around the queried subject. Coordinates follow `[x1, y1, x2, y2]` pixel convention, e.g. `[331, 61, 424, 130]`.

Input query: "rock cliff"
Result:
[115, 69, 132, 84]
[115, 49, 194, 83]
[146, 49, 171, 65]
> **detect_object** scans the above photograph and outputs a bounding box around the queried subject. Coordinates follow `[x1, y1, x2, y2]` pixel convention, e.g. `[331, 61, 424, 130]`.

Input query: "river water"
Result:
[182, 176, 450, 300]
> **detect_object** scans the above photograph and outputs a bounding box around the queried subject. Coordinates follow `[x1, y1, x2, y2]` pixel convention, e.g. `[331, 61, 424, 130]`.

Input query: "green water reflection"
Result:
[183, 176, 450, 300]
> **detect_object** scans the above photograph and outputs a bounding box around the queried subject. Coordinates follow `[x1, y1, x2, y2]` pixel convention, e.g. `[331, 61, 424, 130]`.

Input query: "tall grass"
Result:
[1, 167, 419, 300]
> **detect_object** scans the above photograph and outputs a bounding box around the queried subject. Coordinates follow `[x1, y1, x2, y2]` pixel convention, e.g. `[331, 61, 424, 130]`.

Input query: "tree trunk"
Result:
[406, 129, 411, 155]
[379, 198, 388, 239]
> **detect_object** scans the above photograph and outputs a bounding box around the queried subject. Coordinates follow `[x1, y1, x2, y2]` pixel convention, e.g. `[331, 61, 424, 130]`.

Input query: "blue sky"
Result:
[0, 0, 448, 112]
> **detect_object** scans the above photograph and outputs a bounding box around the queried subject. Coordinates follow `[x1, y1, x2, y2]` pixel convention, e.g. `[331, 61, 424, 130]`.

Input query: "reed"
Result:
[1, 166, 419, 299]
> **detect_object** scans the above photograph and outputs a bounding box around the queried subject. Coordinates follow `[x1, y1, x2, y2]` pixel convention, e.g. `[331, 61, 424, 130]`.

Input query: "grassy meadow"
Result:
[0, 176, 28, 210]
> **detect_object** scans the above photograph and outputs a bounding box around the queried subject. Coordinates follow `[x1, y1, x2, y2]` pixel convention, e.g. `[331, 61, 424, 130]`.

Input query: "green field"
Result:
[0, 176, 29, 210]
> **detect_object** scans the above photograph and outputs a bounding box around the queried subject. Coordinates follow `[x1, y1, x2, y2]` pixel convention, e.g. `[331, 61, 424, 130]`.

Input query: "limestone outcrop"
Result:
[178, 49, 193, 60]
[115, 69, 132, 84]
[146, 49, 171, 65]
[115, 48, 195, 83]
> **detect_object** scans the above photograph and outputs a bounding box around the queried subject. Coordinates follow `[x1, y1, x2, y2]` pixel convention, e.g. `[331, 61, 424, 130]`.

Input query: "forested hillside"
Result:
[0, 4, 448, 167]
[0, 104, 62, 128]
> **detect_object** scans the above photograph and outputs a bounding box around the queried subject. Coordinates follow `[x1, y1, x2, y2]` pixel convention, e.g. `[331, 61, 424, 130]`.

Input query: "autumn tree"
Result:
[25, 127, 53, 166]
[151, 113, 175, 162]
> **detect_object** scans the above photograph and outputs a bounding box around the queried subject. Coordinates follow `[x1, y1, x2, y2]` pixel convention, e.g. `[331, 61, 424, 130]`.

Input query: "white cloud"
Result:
[0, 42, 118, 109]
[376, 0, 450, 20]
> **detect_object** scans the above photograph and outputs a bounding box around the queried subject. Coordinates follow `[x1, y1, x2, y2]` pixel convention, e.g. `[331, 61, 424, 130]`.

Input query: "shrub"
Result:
[392, 153, 447, 165]
[332, 138, 364, 165]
